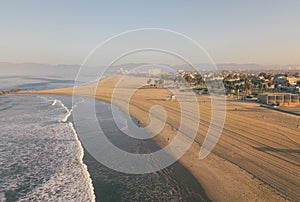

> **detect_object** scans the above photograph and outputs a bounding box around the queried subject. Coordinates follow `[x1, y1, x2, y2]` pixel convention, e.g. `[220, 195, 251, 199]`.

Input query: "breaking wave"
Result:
[0, 95, 95, 201]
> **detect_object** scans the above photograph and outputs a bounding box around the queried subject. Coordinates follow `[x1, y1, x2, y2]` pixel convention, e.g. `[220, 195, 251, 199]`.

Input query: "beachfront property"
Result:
[149, 68, 161, 76]
[257, 93, 300, 105]
[287, 76, 300, 86]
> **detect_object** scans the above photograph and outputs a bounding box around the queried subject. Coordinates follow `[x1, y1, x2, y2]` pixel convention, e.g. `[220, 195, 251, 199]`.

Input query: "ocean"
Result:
[0, 94, 94, 201]
[0, 76, 209, 201]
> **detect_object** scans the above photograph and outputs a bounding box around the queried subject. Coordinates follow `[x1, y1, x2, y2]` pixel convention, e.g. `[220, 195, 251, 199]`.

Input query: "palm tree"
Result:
[183, 74, 193, 84]
[147, 78, 152, 85]
[193, 74, 204, 86]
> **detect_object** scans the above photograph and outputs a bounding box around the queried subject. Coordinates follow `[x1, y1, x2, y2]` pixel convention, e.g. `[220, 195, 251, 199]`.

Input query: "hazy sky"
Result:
[0, 0, 300, 65]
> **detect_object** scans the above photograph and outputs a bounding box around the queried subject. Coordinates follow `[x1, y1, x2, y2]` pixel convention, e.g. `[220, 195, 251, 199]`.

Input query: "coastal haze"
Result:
[1, 1, 300, 202]
[23, 68, 300, 200]
[2, 61, 299, 201]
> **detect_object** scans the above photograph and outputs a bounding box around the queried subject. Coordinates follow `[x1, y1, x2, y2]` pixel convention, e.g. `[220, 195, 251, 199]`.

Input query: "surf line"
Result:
[52, 97, 96, 202]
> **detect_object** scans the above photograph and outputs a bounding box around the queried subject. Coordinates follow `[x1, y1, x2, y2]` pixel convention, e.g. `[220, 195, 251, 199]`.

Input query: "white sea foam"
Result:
[0, 95, 95, 201]
[69, 122, 95, 202]
[52, 97, 84, 123]
[51, 99, 57, 106]
[0, 192, 6, 202]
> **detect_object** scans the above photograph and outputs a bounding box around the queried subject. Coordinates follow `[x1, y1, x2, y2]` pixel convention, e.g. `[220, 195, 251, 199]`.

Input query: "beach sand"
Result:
[21, 76, 300, 201]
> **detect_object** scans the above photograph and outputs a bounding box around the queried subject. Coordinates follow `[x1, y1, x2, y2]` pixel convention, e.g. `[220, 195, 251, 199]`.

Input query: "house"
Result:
[257, 93, 300, 105]
[274, 75, 287, 84]
[287, 76, 300, 86]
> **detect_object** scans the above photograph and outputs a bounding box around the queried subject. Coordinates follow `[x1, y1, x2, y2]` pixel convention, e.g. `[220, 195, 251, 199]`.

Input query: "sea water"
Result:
[0, 75, 209, 201]
[0, 94, 95, 201]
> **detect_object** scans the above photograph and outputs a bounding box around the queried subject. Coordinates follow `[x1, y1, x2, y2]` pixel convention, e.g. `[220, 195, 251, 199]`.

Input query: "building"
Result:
[149, 68, 161, 76]
[287, 76, 300, 86]
[274, 75, 287, 84]
[258, 93, 300, 106]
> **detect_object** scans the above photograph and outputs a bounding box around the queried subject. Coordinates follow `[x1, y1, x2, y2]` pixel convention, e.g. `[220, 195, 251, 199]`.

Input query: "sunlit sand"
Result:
[21, 76, 300, 201]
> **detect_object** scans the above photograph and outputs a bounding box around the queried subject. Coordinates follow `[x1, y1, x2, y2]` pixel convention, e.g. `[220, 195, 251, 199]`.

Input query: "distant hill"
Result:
[110, 63, 300, 72]
[173, 63, 300, 71]
[1, 62, 299, 78]
[0, 62, 80, 77]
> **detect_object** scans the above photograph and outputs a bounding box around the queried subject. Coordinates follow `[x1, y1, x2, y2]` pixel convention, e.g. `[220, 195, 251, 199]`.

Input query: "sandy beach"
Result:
[21, 76, 300, 201]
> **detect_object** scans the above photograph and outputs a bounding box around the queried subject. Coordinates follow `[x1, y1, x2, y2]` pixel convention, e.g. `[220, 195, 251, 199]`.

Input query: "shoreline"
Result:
[67, 95, 210, 201]
[52, 97, 96, 202]
[0, 94, 96, 201]
[18, 76, 299, 201]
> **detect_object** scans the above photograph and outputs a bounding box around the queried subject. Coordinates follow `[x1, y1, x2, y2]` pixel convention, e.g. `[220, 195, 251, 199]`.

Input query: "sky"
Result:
[0, 0, 300, 66]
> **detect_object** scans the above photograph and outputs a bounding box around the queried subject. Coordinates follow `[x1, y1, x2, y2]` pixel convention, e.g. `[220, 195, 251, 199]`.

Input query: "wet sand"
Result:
[21, 76, 300, 201]
[72, 97, 210, 201]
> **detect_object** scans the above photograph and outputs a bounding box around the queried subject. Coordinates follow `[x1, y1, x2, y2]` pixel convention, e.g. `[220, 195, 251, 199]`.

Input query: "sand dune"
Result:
[21, 76, 300, 201]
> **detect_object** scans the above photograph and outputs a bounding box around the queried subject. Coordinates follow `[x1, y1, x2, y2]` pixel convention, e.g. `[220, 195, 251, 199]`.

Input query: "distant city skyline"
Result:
[1, 1, 300, 65]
